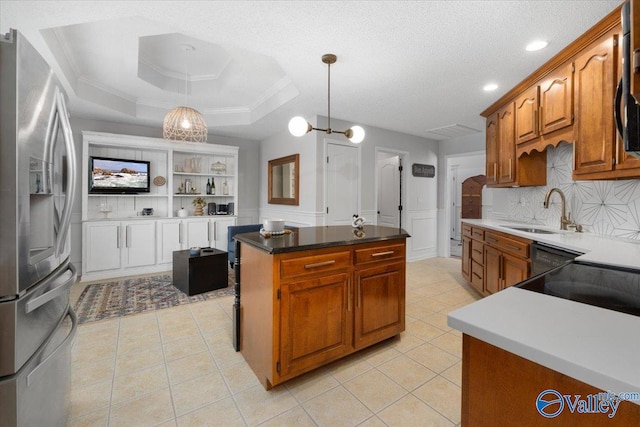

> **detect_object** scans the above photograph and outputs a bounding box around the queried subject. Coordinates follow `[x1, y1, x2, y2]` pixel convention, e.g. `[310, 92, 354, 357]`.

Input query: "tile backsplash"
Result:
[491, 142, 640, 240]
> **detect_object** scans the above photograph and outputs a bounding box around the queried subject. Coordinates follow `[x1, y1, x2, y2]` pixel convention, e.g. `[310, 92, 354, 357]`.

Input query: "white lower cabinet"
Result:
[82, 217, 237, 281]
[212, 217, 235, 251]
[183, 217, 236, 251]
[84, 222, 121, 272]
[122, 220, 156, 268]
[157, 219, 182, 265]
[83, 220, 156, 277]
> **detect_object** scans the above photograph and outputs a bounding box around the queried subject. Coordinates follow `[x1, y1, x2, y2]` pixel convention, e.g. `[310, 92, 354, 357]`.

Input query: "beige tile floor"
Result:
[68, 257, 481, 427]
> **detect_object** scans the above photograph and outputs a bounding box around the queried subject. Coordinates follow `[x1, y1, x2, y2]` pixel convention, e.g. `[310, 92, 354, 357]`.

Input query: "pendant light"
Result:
[163, 44, 208, 143]
[288, 54, 365, 144]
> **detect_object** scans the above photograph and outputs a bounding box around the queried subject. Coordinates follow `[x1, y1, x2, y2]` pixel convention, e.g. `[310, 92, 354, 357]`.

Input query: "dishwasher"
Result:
[530, 242, 583, 276]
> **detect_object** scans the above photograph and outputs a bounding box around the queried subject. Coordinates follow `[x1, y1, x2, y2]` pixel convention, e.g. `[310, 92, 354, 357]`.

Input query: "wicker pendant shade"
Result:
[163, 106, 208, 142]
[163, 44, 208, 143]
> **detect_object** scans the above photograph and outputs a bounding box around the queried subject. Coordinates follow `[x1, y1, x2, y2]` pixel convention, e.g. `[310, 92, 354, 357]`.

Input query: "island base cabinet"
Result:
[239, 237, 407, 389]
[462, 335, 640, 426]
[354, 262, 405, 350]
[279, 273, 353, 381]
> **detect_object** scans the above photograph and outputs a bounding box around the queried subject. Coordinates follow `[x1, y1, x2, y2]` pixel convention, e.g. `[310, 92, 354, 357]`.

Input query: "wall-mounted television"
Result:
[89, 156, 150, 194]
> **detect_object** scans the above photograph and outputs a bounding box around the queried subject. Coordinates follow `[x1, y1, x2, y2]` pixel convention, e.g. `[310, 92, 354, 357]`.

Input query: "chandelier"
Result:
[288, 54, 365, 144]
[163, 44, 208, 143]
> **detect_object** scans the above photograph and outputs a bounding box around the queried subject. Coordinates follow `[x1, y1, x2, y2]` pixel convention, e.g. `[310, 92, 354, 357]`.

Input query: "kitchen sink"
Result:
[504, 226, 558, 234]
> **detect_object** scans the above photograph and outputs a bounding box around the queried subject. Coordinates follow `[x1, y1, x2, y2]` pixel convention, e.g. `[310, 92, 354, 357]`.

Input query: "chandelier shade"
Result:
[163, 106, 208, 142]
[288, 53, 365, 144]
[163, 44, 208, 143]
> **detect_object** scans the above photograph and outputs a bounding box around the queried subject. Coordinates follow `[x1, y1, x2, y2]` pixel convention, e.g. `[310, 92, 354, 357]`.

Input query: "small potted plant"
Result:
[192, 196, 206, 216]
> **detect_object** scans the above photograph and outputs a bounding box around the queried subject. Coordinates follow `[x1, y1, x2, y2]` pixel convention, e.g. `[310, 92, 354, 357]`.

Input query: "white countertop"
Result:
[448, 287, 640, 400]
[448, 219, 640, 402]
[460, 218, 640, 270]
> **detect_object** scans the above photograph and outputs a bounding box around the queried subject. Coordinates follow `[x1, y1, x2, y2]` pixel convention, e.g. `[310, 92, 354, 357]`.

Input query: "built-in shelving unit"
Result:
[80, 131, 239, 281]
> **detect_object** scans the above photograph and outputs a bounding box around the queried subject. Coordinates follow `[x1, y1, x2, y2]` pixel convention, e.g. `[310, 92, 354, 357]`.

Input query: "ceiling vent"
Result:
[424, 124, 481, 140]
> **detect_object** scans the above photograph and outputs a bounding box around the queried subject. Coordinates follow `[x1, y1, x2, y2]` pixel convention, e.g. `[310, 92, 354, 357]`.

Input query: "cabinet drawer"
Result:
[280, 251, 351, 279]
[471, 260, 484, 289]
[462, 223, 472, 237]
[354, 244, 405, 265]
[471, 240, 484, 263]
[471, 227, 485, 240]
[484, 231, 530, 258]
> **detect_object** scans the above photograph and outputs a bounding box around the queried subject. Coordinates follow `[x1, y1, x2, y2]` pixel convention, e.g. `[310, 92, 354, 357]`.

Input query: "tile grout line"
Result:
[105, 317, 121, 427]
[188, 302, 250, 426]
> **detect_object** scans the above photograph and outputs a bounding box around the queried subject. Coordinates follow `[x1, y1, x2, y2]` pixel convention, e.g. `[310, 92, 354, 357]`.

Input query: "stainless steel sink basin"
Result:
[504, 226, 558, 234]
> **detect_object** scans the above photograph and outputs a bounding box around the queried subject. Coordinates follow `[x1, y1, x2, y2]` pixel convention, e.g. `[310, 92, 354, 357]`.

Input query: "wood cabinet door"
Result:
[574, 32, 616, 175]
[486, 113, 499, 186]
[515, 86, 539, 144]
[502, 253, 529, 288]
[498, 103, 516, 185]
[354, 262, 405, 349]
[279, 273, 353, 379]
[483, 245, 501, 295]
[461, 235, 471, 281]
[539, 62, 574, 135]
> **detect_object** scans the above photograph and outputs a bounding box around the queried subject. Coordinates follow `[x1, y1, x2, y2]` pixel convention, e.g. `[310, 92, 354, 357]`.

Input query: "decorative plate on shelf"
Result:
[153, 176, 166, 186]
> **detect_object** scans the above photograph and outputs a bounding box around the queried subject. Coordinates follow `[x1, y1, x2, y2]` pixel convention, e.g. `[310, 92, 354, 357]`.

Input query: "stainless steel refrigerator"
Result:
[0, 29, 78, 426]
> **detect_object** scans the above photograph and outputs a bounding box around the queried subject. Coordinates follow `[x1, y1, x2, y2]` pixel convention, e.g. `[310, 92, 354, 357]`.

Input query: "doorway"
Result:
[325, 141, 360, 225]
[375, 148, 407, 229]
[443, 151, 487, 257]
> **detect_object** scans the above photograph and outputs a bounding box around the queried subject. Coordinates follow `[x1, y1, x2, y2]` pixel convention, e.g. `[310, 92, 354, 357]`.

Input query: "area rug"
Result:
[74, 271, 235, 324]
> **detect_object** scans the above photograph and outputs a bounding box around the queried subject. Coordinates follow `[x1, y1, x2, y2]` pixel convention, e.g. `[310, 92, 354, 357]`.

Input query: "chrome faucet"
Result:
[543, 188, 572, 230]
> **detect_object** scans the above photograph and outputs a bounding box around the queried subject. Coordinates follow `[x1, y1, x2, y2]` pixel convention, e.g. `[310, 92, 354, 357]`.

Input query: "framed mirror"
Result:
[268, 154, 299, 205]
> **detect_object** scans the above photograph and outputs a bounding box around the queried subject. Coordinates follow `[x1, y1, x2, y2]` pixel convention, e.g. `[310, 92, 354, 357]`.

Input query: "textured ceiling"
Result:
[0, 1, 623, 143]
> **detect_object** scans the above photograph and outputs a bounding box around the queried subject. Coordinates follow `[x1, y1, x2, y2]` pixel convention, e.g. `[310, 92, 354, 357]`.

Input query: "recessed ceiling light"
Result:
[483, 83, 498, 92]
[526, 40, 548, 51]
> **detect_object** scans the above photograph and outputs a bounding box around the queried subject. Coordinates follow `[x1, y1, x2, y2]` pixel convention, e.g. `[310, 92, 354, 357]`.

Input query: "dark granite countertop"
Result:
[233, 225, 410, 254]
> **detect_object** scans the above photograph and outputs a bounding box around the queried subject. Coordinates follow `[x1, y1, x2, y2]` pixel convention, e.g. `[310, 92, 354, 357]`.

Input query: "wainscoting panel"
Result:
[406, 209, 438, 261]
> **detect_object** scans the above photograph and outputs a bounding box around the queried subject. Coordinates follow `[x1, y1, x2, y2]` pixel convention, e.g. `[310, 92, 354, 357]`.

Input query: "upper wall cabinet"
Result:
[574, 27, 640, 179]
[482, 3, 640, 183]
[497, 103, 516, 185]
[515, 63, 574, 153]
[485, 113, 499, 186]
[573, 30, 617, 177]
[484, 104, 546, 188]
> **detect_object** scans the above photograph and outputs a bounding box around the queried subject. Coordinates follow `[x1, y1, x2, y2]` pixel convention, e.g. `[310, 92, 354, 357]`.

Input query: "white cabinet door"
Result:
[157, 219, 183, 264]
[184, 218, 211, 249]
[212, 217, 236, 251]
[122, 220, 156, 268]
[84, 222, 121, 273]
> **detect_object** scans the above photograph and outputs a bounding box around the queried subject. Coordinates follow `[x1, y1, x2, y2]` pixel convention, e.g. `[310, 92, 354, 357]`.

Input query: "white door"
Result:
[377, 155, 400, 227]
[122, 220, 156, 268]
[326, 143, 359, 225]
[157, 219, 182, 264]
[84, 222, 121, 273]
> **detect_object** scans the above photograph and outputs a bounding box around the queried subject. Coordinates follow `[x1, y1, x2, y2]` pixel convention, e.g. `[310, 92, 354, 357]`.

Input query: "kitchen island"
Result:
[234, 225, 409, 389]
[449, 219, 640, 425]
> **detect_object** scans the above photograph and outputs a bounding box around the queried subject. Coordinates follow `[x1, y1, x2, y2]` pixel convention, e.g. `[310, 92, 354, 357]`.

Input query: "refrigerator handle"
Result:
[26, 305, 78, 387]
[53, 88, 77, 257]
[25, 262, 76, 314]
